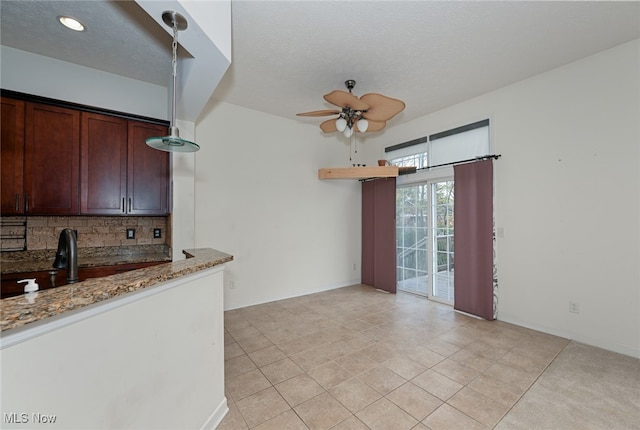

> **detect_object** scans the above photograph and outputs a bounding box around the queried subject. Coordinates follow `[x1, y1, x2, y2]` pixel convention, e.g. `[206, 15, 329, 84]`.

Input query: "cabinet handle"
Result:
[15, 194, 19, 212]
[122, 197, 125, 213]
[128, 198, 132, 212]
[25, 194, 29, 212]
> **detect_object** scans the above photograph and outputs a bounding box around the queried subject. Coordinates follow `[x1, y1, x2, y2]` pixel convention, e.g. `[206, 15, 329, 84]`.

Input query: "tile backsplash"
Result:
[1, 216, 168, 251]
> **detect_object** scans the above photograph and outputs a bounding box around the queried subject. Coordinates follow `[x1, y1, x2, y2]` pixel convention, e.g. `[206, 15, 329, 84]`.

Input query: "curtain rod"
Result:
[360, 154, 501, 181]
[413, 154, 501, 172]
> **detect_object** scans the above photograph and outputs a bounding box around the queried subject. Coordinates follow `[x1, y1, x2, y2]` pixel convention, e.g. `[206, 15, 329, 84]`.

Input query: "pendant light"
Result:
[146, 11, 199, 153]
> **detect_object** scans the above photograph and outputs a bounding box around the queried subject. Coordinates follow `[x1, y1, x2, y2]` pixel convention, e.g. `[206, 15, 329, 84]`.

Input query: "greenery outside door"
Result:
[396, 180, 454, 303]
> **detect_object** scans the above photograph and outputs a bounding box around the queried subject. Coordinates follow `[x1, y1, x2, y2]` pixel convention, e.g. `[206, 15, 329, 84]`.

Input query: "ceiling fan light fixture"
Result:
[146, 10, 199, 153]
[297, 79, 405, 137]
[357, 118, 369, 133]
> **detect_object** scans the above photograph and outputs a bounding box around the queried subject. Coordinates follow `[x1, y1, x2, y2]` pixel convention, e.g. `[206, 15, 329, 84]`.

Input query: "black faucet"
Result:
[52, 228, 79, 284]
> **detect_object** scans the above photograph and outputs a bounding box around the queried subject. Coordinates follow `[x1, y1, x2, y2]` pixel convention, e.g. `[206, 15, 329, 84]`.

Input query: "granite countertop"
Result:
[0, 248, 233, 332]
[1, 245, 172, 274]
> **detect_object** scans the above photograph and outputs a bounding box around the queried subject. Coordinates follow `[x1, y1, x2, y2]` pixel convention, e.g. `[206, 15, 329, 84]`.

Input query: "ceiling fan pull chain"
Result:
[349, 135, 354, 162]
[349, 132, 359, 166]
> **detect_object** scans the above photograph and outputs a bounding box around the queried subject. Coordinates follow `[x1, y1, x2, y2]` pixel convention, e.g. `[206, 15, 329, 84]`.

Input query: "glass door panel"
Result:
[396, 184, 429, 295]
[396, 179, 454, 303]
[431, 181, 454, 303]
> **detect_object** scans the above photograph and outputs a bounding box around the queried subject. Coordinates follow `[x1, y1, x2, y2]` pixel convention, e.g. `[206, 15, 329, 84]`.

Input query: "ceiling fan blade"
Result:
[360, 93, 406, 122]
[356, 119, 386, 132]
[296, 109, 341, 117]
[323, 90, 369, 111]
[320, 119, 338, 133]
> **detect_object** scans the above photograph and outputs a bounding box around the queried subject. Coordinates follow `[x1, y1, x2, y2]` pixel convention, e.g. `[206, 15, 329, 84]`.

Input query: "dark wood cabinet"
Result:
[25, 102, 80, 214]
[80, 114, 169, 215]
[1, 100, 81, 215]
[1, 97, 25, 214]
[1, 261, 165, 299]
[1, 92, 170, 216]
[1, 270, 52, 298]
[80, 112, 128, 214]
[127, 121, 169, 215]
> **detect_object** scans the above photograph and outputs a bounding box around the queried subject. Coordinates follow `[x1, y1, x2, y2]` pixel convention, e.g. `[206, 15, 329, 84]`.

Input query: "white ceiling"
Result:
[0, 1, 173, 84]
[2, 0, 639, 127]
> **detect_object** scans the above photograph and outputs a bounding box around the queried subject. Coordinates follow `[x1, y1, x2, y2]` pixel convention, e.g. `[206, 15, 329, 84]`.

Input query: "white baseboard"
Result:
[200, 397, 228, 430]
[224, 279, 361, 311]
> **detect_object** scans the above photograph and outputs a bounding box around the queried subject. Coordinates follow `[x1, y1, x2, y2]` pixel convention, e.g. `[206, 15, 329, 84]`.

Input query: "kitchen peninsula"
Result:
[0, 244, 172, 299]
[1, 248, 232, 430]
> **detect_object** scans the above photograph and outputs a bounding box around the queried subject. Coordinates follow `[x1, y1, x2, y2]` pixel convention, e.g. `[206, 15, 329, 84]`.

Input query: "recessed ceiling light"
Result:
[58, 16, 85, 32]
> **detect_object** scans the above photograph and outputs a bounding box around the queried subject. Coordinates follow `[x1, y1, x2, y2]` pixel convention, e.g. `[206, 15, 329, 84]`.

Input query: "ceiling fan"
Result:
[297, 80, 405, 137]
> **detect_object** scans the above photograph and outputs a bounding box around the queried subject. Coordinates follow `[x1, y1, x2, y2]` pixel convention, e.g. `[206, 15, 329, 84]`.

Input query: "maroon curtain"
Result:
[362, 178, 396, 293]
[361, 180, 375, 287]
[453, 159, 494, 320]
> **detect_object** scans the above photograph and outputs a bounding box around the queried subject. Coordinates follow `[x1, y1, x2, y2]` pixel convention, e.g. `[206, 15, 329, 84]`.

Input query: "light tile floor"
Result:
[218, 285, 640, 430]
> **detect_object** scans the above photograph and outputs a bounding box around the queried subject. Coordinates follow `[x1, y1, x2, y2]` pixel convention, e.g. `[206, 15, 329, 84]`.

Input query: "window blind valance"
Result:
[385, 119, 490, 168]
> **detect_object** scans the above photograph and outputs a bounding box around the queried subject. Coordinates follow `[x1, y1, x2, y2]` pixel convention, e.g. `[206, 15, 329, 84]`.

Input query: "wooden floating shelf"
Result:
[318, 166, 399, 180]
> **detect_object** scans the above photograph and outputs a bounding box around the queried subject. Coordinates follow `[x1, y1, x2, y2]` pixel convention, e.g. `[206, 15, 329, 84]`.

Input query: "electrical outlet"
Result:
[352, 263, 357, 271]
[229, 280, 236, 290]
[153, 228, 161, 239]
[126, 228, 135, 239]
[569, 302, 580, 314]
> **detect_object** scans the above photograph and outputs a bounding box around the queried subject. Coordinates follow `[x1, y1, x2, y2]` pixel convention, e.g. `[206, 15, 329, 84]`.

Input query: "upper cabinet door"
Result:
[80, 112, 128, 215]
[1, 97, 25, 214]
[127, 121, 170, 215]
[24, 102, 80, 215]
[1, 94, 170, 217]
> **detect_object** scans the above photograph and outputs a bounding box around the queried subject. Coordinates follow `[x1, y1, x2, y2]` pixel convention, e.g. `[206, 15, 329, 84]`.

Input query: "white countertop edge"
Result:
[0, 263, 227, 350]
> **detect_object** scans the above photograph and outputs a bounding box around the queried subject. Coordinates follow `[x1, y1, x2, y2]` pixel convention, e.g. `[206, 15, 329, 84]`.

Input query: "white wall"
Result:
[171, 120, 197, 260]
[364, 40, 640, 358]
[0, 46, 167, 119]
[0, 266, 227, 430]
[135, 0, 231, 123]
[194, 102, 362, 310]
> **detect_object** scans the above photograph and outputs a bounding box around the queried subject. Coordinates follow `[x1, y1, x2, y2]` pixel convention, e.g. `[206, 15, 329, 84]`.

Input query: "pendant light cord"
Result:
[170, 25, 178, 128]
[145, 10, 199, 152]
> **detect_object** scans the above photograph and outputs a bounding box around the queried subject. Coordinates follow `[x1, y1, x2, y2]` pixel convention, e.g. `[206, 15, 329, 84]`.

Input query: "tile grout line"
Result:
[222, 287, 573, 430]
[481, 336, 572, 429]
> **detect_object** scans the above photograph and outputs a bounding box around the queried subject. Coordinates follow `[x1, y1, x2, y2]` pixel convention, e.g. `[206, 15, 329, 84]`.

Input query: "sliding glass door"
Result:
[396, 184, 429, 295]
[396, 179, 454, 303]
[432, 180, 454, 302]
